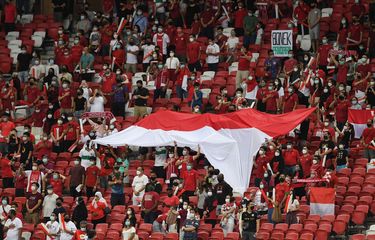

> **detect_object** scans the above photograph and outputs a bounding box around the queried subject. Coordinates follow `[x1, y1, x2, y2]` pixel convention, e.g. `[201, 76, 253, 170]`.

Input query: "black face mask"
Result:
[279, 178, 285, 182]
[56, 202, 62, 207]
[150, 177, 156, 181]
[368, 123, 372, 127]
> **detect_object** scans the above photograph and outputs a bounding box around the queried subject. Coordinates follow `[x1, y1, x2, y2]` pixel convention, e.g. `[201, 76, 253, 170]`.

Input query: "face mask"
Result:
[189, 37, 194, 42]
[324, 122, 329, 127]
[81, 227, 86, 232]
[53, 174, 59, 180]
[264, 172, 268, 178]
[225, 198, 230, 203]
[259, 183, 264, 189]
[116, 70, 121, 75]
[136, 170, 141, 175]
[367, 123, 372, 127]
[47, 189, 53, 194]
[170, 52, 175, 57]
[183, 205, 188, 210]
[67, 117, 73, 121]
[187, 165, 192, 171]
[275, 152, 280, 157]
[32, 166, 38, 171]
[304, 57, 309, 61]
[182, 150, 188, 156]
[288, 54, 293, 58]
[328, 82, 333, 87]
[2, 200, 7, 205]
[339, 86, 344, 91]
[352, 100, 357, 105]
[74, 160, 79, 165]
[74, 39, 79, 44]
[288, 88, 293, 93]
[302, 149, 307, 154]
[207, 192, 213, 196]
[31, 186, 37, 191]
[268, 86, 273, 91]
[236, 93, 242, 97]
[62, 83, 68, 89]
[35, 61, 40, 65]
[259, 150, 264, 155]
[47, 114, 53, 119]
[50, 216, 56, 221]
[80, 15, 85, 20]
[158, 28, 163, 33]
[188, 213, 195, 219]
[313, 160, 318, 165]
[42, 157, 48, 163]
[287, 145, 292, 150]
[339, 145, 344, 149]
[57, 120, 63, 125]
[322, 39, 328, 44]
[314, 80, 319, 84]
[168, 153, 174, 158]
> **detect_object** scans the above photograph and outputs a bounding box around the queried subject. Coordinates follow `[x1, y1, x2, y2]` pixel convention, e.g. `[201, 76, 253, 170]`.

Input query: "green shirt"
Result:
[80, 53, 94, 69]
[243, 16, 259, 35]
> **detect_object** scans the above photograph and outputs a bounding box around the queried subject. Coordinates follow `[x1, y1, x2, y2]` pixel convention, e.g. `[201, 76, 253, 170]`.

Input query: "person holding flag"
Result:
[284, 190, 300, 225]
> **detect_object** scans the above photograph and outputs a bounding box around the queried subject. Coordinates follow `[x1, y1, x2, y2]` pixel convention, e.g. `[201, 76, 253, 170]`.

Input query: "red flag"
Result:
[59, 213, 66, 231]
[348, 109, 375, 138]
[117, 18, 127, 35]
[310, 187, 335, 216]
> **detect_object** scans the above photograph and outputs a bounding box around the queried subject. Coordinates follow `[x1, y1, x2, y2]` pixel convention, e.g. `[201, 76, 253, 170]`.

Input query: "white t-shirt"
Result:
[122, 227, 138, 240]
[0, 205, 11, 224]
[226, 37, 239, 49]
[42, 193, 58, 217]
[79, 148, 96, 169]
[29, 64, 46, 80]
[132, 174, 149, 196]
[278, 87, 285, 98]
[25, 170, 44, 193]
[4, 217, 22, 240]
[154, 147, 167, 167]
[165, 57, 180, 69]
[255, 28, 264, 45]
[126, 45, 139, 64]
[46, 220, 60, 240]
[90, 96, 105, 112]
[153, 33, 170, 55]
[60, 221, 77, 240]
[206, 44, 220, 64]
[141, 44, 155, 63]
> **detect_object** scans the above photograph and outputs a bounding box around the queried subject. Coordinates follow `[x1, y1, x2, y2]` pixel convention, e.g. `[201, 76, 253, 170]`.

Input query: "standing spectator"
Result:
[141, 184, 160, 224]
[85, 157, 100, 198]
[221, 196, 237, 236]
[307, 1, 321, 52]
[165, 50, 180, 83]
[89, 192, 107, 227]
[52, 0, 66, 22]
[347, 15, 364, 51]
[362, 119, 375, 160]
[42, 185, 58, 222]
[293, 0, 310, 36]
[0, 113, 15, 154]
[0, 196, 11, 237]
[45, 212, 59, 240]
[3, 209, 22, 240]
[133, 80, 149, 120]
[264, 50, 280, 80]
[69, 158, 85, 198]
[243, 9, 259, 48]
[79, 47, 94, 73]
[16, 45, 32, 83]
[233, 2, 247, 36]
[72, 197, 88, 228]
[60, 214, 77, 240]
[186, 35, 201, 72]
[3, 0, 17, 33]
[236, 47, 252, 88]
[125, 39, 139, 74]
[214, 174, 233, 215]
[109, 166, 125, 207]
[191, 82, 203, 109]
[25, 182, 43, 224]
[132, 167, 149, 205]
[154, 146, 167, 179]
[133, 9, 148, 33]
[199, 3, 217, 39]
[181, 208, 200, 240]
[76, 12, 91, 35]
[111, 77, 129, 117]
[282, 142, 300, 176]
[240, 202, 259, 240]
[206, 39, 220, 72]
[141, 38, 156, 71]
[153, 26, 170, 58]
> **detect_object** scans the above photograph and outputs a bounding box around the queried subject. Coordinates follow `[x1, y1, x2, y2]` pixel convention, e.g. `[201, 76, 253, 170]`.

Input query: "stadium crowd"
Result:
[0, 0, 374, 239]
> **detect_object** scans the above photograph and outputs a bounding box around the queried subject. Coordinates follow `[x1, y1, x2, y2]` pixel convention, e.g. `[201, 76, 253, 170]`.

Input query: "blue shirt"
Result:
[183, 219, 199, 240]
[112, 84, 128, 103]
[191, 90, 203, 107]
[133, 15, 148, 33]
[265, 57, 280, 79]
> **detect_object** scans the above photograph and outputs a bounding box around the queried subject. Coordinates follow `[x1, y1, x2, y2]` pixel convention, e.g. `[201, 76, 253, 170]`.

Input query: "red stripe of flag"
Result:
[117, 18, 127, 35]
[348, 109, 374, 124]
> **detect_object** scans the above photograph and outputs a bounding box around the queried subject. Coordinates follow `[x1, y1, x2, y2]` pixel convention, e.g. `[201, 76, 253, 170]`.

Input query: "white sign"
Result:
[271, 30, 293, 57]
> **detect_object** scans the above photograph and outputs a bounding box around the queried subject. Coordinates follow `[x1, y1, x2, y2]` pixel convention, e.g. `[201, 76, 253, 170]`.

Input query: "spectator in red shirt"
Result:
[299, 147, 313, 178]
[175, 64, 191, 99]
[254, 147, 270, 187]
[186, 35, 201, 72]
[141, 184, 160, 224]
[0, 113, 15, 153]
[282, 142, 300, 176]
[333, 95, 350, 130]
[233, 3, 247, 36]
[283, 86, 298, 113]
[4, 0, 17, 33]
[214, 87, 231, 113]
[235, 47, 252, 88]
[181, 163, 199, 197]
[347, 16, 363, 50]
[275, 174, 290, 204]
[317, 36, 332, 73]
[264, 82, 279, 114]
[293, 0, 310, 36]
[89, 192, 107, 227]
[283, 50, 298, 76]
[215, 26, 228, 51]
[351, 0, 366, 20]
[58, 80, 74, 114]
[1, 154, 14, 188]
[199, 3, 218, 39]
[174, 27, 188, 62]
[362, 119, 375, 160]
[337, 18, 349, 48]
[85, 157, 99, 198]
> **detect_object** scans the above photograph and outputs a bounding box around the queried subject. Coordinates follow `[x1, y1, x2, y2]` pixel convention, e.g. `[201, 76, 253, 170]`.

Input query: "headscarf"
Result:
[91, 192, 107, 208]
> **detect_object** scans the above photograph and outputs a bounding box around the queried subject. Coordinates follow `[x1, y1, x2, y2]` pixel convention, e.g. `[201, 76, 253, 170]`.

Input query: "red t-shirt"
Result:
[59, 88, 73, 109]
[275, 182, 290, 203]
[31, 111, 45, 128]
[86, 165, 100, 187]
[265, 90, 279, 112]
[142, 191, 160, 209]
[64, 121, 79, 141]
[99, 157, 115, 176]
[299, 154, 312, 177]
[187, 41, 201, 64]
[348, 24, 363, 42]
[284, 93, 298, 113]
[4, 3, 16, 23]
[362, 127, 375, 144]
[201, 10, 215, 27]
[318, 44, 332, 66]
[50, 178, 63, 196]
[163, 196, 180, 209]
[255, 155, 269, 178]
[283, 149, 299, 166]
[238, 52, 252, 71]
[337, 64, 348, 84]
[293, 4, 310, 22]
[357, 64, 370, 78]
[71, 45, 83, 64]
[60, 55, 74, 72]
[335, 100, 350, 122]
[102, 73, 116, 94]
[175, 34, 188, 56]
[181, 169, 198, 191]
[234, 9, 247, 28]
[73, 230, 87, 240]
[1, 158, 13, 178]
[338, 28, 348, 46]
[284, 58, 298, 73]
[26, 86, 40, 105]
[0, 121, 15, 142]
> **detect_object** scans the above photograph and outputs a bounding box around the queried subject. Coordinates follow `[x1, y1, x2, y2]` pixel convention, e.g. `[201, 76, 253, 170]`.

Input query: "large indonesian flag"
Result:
[310, 187, 335, 216]
[94, 108, 315, 193]
[348, 109, 375, 138]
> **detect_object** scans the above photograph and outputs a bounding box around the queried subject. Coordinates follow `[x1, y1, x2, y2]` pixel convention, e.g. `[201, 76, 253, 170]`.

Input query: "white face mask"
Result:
[168, 153, 174, 158]
[259, 150, 264, 155]
[2, 200, 7, 205]
[189, 37, 194, 42]
[324, 122, 329, 127]
[312, 160, 318, 165]
[302, 149, 307, 154]
[32, 166, 38, 171]
[264, 172, 268, 178]
[259, 183, 264, 189]
[67, 117, 73, 121]
[50, 216, 56, 221]
[31, 186, 37, 191]
[275, 152, 280, 157]
[57, 120, 63, 125]
[158, 28, 163, 33]
[207, 192, 213, 196]
[74, 160, 79, 165]
[183, 205, 188, 210]
[47, 189, 53, 194]
[182, 150, 188, 156]
[136, 170, 141, 175]
[225, 198, 230, 203]
[43, 157, 48, 163]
